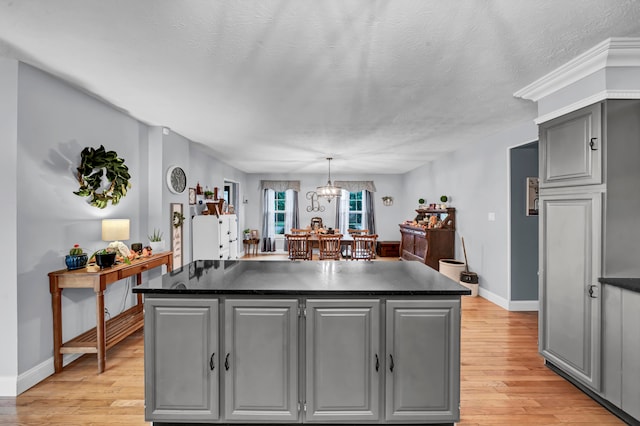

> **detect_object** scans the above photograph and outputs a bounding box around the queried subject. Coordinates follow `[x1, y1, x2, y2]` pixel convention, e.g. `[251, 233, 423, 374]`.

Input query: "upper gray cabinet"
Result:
[539, 103, 602, 188]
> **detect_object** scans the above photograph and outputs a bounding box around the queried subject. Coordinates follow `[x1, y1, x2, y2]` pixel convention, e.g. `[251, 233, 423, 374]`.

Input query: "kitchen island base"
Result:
[135, 260, 469, 425]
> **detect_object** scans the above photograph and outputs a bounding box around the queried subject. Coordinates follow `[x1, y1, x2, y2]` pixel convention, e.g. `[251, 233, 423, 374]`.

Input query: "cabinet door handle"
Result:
[588, 284, 598, 298]
[375, 354, 379, 372]
[589, 137, 598, 150]
[209, 353, 215, 370]
[389, 354, 394, 372]
[225, 353, 230, 371]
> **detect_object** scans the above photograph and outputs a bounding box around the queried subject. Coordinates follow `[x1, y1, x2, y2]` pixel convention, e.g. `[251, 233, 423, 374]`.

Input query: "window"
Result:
[348, 191, 365, 229]
[274, 191, 286, 235]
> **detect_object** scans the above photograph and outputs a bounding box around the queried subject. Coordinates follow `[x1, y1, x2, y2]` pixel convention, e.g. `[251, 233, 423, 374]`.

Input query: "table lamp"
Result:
[102, 219, 130, 244]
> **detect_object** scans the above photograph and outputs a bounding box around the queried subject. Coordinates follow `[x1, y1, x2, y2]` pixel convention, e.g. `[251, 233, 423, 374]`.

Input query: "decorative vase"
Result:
[149, 240, 164, 252]
[94, 252, 117, 269]
[65, 254, 88, 271]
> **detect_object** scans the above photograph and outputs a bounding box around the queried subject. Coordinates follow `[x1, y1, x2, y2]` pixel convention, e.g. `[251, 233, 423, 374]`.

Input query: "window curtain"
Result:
[284, 190, 300, 233]
[365, 190, 376, 234]
[336, 189, 350, 235]
[261, 189, 276, 252]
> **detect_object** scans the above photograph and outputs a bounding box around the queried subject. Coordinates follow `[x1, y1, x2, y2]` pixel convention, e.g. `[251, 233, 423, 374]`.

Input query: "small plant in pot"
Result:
[418, 198, 426, 209]
[91, 248, 117, 269]
[204, 190, 214, 200]
[148, 228, 164, 252]
[243, 228, 251, 240]
[65, 244, 88, 270]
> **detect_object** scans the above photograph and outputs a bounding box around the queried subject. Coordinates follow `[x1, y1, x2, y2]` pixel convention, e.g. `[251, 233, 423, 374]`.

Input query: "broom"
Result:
[460, 237, 478, 284]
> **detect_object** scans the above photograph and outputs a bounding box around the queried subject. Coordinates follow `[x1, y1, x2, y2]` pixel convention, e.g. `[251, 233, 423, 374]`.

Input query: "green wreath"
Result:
[173, 211, 186, 228]
[74, 145, 131, 209]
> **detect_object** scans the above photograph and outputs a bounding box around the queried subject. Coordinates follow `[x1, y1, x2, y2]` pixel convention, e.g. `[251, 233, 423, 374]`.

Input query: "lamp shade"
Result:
[102, 219, 130, 241]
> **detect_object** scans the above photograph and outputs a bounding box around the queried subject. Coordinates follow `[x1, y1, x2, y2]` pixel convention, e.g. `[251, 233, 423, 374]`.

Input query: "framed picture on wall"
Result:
[170, 203, 184, 267]
[188, 187, 196, 205]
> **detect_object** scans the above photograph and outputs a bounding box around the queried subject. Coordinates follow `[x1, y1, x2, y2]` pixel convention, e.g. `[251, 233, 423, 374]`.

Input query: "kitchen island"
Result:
[133, 259, 470, 425]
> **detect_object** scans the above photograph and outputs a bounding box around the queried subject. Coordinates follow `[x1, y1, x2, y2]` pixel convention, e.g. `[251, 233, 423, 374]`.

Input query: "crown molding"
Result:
[514, 37, 640, 102]
[534, 89, 640, 124]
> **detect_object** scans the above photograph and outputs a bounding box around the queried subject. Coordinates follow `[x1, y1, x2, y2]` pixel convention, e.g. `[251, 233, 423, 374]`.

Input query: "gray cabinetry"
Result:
[539, 103, 602, 188]
[305, 299, 380, 422]
[144, 298, 219, 422]
[539, 190, 602, 391]
[602, 286, 640, 421]
[385, 300, 460, 422]
[539, 100, 640, 407]
[224, 299, 299, 422]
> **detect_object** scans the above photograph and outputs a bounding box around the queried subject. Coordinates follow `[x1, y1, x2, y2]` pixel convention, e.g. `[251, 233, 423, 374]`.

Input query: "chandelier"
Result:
[316, 157, 342, 203]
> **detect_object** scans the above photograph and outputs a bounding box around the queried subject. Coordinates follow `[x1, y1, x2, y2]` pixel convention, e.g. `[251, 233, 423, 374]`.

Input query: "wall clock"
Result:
[166, 165, 187, 194]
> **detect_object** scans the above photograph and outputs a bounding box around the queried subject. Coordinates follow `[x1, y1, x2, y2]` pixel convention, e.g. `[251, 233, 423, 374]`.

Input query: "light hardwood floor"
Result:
[0, 277, 624, 425]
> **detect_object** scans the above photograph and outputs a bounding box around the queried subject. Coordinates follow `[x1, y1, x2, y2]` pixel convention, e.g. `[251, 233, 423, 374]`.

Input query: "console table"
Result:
[48, 251, 173, 373]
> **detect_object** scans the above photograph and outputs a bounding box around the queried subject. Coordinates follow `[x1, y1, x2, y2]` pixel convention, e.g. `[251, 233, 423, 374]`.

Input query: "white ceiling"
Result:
[1, 1, 640, 174]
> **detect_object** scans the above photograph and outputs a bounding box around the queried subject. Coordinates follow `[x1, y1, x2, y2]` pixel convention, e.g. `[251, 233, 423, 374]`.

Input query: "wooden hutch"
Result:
[399, 207, 455, 270]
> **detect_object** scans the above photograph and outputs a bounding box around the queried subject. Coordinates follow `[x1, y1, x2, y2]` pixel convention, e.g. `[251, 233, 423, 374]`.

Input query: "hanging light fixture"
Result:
[316, 157, 342, 203]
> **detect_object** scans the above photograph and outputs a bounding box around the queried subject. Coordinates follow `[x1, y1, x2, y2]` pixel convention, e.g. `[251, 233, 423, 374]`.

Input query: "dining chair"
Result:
[348, 228, 369, 235]
[285, 233, 312, 260]
[351, 234, 378, 261]
[290, 228, 310, 234]
[318, 234, 342, 260]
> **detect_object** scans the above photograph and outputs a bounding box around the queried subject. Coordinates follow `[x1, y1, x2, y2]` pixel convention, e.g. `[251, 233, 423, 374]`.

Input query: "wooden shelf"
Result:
[60, 304, 144, 354]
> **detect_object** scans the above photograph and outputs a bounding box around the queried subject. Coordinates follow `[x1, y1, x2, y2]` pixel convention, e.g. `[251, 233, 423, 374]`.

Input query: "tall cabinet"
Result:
[539, 100, 640, 402]
[192, 215, 238, 261]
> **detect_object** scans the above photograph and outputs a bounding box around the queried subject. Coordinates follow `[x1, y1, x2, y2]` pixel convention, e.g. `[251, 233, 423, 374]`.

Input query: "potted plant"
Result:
[148, 228, 165, 252]
[91, 248, 117, 269]
[243, 228, 251, 240]
[65, 244, 88, 270]
[418, 198, 426, 209]
[204, 190, 214, 200]
[440, 195, 448, 208]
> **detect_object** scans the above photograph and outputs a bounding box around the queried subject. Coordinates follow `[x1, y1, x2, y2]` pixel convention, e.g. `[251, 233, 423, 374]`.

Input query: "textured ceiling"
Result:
[1, 0, 640, 174]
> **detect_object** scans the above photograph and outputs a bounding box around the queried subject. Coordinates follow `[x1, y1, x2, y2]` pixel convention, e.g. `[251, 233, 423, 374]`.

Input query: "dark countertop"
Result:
[133, 259, 472, 296]
[598, 277, 640, 293]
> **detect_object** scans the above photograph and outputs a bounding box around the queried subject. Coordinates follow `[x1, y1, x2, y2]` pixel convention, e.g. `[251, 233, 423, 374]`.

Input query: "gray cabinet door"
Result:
[385, 299, 460, 422]
[144, 298, 219, 422]
[305, 299, 381, 422]
[621, 289, 640, 419]
[540, 103, 602, 188]
[224, 299, 298, 421]
[539, 190, 602, 391]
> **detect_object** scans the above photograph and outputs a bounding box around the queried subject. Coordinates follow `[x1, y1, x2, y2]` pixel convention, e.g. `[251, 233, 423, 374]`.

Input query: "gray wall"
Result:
[16, 62, 150, 374]
[510, 143, 539, 301]
[9, 62, 250, 391]
[0, 57, 18, 395]
[403, 122, 539, 305]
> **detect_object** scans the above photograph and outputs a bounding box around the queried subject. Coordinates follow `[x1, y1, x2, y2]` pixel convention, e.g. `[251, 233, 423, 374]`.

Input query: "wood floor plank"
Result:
[0, 291, 625, 425]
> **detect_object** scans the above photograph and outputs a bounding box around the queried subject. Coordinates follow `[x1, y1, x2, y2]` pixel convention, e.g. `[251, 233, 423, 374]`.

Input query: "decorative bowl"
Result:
[95, 252, 117, 269]
[65, 254, 88, 271]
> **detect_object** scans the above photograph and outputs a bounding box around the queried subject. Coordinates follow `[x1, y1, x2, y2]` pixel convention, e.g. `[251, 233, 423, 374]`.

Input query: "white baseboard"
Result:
[0, 374, 17, 396]
[478, 287, 539, 311]
[478, 287, 509, 309]
[508, 300, 539, 311]
[11, 353, 83, 396]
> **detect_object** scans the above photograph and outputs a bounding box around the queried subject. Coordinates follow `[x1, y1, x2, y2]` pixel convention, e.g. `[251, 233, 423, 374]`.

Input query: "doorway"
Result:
[509, 141, 539, 310]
